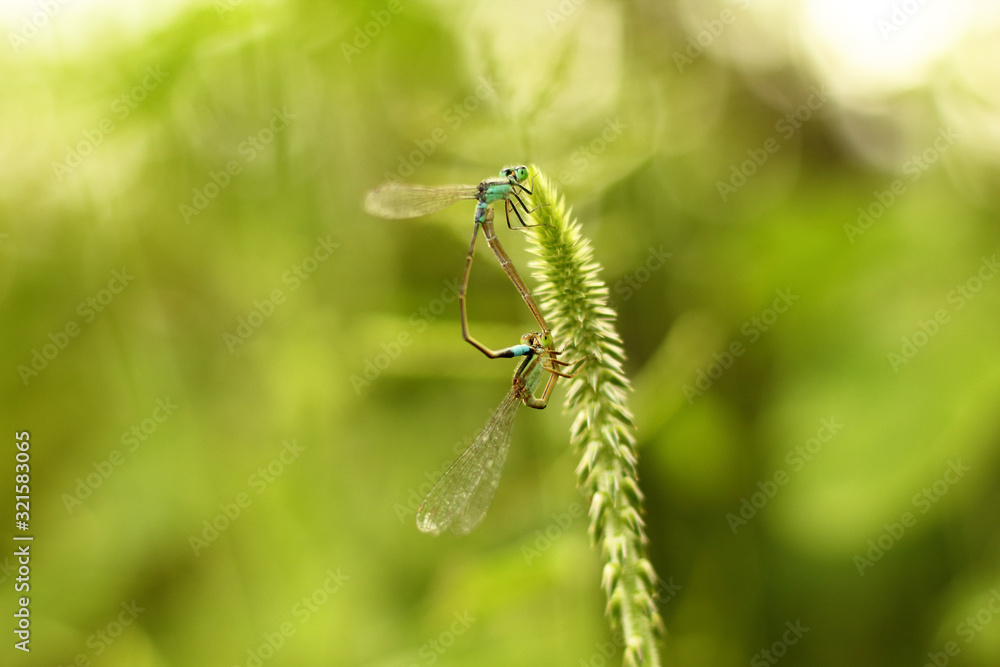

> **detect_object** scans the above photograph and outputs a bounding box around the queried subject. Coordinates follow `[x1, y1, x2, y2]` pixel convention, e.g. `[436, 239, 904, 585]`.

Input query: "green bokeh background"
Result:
[3, 1, 1000, 665]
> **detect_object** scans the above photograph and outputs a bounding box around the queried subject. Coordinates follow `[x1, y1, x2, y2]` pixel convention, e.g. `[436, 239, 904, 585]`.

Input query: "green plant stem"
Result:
[524, 167, 664, 667]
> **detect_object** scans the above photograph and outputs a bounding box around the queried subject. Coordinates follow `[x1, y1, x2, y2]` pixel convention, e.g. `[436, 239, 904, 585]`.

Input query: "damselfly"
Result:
[364, 167, 548, 359]
[415, 332, 568, 535]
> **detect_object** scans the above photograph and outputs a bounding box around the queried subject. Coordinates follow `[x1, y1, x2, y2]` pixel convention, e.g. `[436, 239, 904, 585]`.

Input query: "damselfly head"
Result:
[501, 165, 530, 183]
[520, 331, 545, 354]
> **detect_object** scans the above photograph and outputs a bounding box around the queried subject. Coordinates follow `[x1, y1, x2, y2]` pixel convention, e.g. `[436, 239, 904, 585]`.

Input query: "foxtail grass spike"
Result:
[524, 167, 663, 667]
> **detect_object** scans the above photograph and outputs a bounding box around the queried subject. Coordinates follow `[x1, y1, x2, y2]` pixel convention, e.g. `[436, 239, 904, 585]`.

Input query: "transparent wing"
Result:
[416, 387, 522, 535]
[363, 182, 478, 219]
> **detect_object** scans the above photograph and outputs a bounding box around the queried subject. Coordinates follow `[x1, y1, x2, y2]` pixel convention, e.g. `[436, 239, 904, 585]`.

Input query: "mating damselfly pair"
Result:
[364, 167, 582, 535]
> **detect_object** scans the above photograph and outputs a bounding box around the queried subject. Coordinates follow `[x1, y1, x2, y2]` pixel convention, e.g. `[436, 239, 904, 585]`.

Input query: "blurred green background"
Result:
[3, 0, 1000, 665]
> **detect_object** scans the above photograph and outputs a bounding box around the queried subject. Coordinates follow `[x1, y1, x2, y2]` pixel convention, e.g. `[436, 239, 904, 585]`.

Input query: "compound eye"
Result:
[515, 166, 528, 181]
[500, 167, 512, 177]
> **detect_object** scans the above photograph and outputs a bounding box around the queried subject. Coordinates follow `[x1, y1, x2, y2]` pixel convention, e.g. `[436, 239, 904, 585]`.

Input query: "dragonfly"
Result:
[364, 166, 548, 361]
[416, 331, 579, 535]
